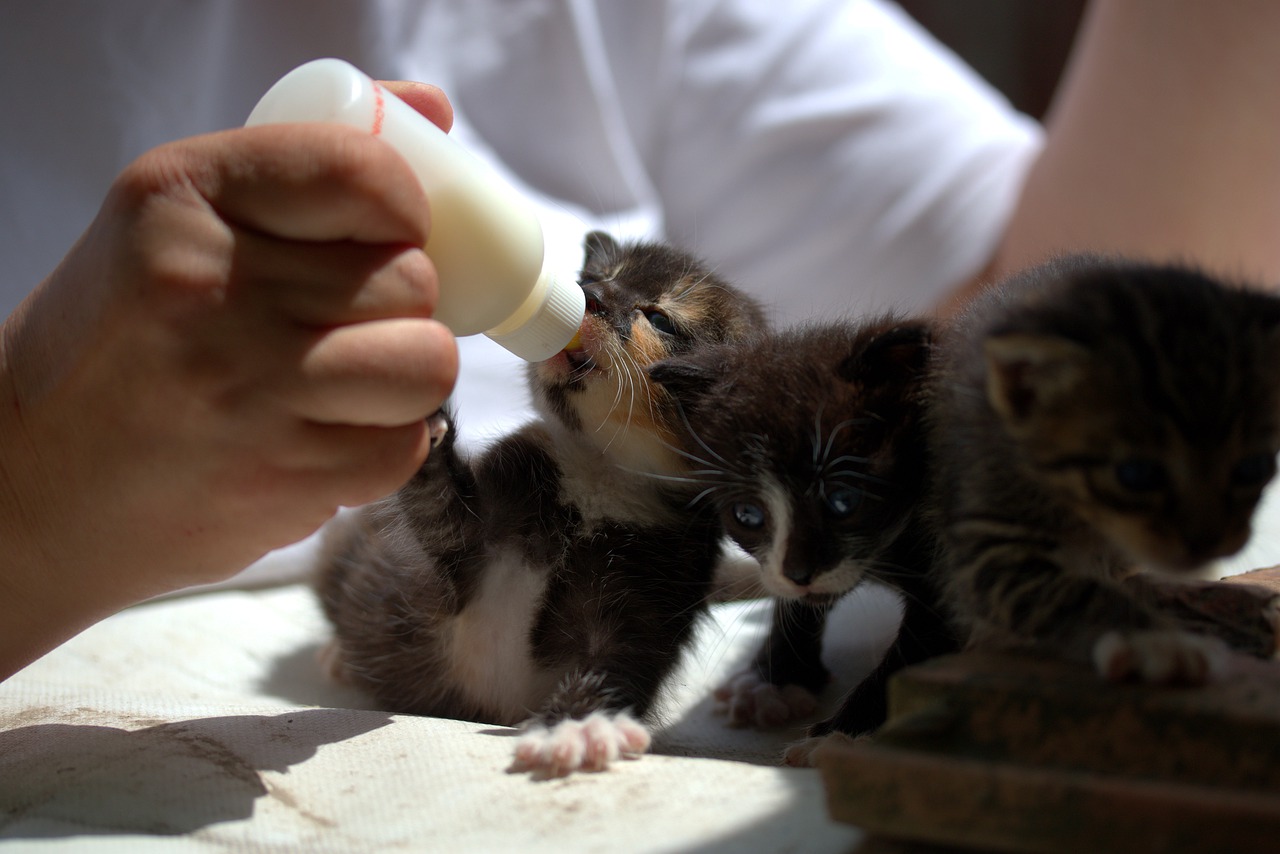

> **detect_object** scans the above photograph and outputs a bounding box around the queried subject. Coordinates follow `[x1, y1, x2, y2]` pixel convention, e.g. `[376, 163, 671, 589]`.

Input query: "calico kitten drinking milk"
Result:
[650, 318, 958, 760]
[930, 254, 1280, 683]
[315, 231, 765, 776]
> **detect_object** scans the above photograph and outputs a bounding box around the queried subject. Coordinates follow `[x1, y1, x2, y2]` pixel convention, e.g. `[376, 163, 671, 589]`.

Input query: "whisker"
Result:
[672, 396, 732, 469]
[820, 416, 864, 470]
[811, 400, 826, 470]
[625, 470, 699, 484]
[825, 469, 892, 487]
[824, 454, 872, 468]
[688, 485, 724, 508]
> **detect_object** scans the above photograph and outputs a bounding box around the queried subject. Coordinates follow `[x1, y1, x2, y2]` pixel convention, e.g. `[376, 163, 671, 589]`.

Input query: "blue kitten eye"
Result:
[1231, 452, 1277, 487]
[1113, 458, 1168, 492]
[825, 488, 860, 518]
[645, 310, 676, 336]
[731, 502, 766, 530]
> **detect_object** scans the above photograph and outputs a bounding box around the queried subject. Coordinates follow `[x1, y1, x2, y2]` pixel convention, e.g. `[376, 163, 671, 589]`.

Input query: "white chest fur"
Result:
[548, 421, 684, 529]
[444, 547, 557, 726]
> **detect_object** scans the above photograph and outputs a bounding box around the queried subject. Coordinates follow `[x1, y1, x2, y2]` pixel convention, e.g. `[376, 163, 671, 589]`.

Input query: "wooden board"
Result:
[815, 569, 1280, 854]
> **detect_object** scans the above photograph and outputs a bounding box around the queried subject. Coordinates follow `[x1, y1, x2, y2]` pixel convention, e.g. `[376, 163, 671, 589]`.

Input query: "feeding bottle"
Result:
[245, 58, 585, 362]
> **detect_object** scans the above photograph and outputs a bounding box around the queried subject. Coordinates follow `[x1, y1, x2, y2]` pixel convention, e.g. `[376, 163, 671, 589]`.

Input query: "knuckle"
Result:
[386, 248, 438, 315]
[107, 145, 235, 306]
[111, 145, 189, 208]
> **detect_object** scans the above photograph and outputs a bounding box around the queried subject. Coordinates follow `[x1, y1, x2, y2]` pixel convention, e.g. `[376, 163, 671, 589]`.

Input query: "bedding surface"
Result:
[0, 559, 906, 852]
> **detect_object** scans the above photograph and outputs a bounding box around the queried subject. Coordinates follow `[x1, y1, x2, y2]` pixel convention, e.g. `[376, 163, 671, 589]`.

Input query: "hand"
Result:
[0, 82, 457, 676]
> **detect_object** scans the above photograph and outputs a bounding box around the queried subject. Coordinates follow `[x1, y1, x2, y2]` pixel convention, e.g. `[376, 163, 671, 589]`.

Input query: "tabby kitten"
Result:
[315, 231, 766, 776]
[650, 318, 957, 758]
[930, 254, 1280, 683]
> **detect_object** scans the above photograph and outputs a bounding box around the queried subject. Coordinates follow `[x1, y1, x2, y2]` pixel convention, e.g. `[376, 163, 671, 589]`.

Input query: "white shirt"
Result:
[0, 0, 1040, 444]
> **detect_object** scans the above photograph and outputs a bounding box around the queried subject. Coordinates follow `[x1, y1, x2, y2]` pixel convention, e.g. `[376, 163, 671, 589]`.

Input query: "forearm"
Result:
[0, 355, 132, 680]
[953, 0, 1280, 308]
[0, 554, 127, 682]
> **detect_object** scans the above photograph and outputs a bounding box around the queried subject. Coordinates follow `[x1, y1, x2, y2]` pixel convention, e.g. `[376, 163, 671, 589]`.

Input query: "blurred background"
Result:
[900, 0, 1086, 120]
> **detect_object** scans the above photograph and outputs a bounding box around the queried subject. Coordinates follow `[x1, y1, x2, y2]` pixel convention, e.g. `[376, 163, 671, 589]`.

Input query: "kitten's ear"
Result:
[583, 230, 620, 265]
[983, 333, 1092, 425]
[648, 357, 722, 401]
[837, 322, 931, 385]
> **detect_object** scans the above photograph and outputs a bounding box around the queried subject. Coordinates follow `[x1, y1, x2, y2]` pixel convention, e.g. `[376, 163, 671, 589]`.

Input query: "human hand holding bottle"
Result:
[0, 81, 458, 679]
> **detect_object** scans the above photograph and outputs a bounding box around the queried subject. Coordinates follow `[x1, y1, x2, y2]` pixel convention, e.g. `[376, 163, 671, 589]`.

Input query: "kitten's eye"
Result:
[644, 310, 677, 336]
[731, 502, 766, 530]
[1113, 458, 1168, 492]
[825, 488, 861, 519]
[1231, 452, 1277, 488]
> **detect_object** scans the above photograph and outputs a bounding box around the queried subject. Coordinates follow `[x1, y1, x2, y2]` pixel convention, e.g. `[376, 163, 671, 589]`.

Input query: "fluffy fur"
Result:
[649, 318, 957, 757]
[930, 254, 1280, 683]
[315, 231, 766, 776]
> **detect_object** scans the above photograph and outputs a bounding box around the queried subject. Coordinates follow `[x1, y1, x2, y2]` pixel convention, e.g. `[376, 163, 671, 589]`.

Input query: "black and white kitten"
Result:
[650, 318, 956, 762]
[315, 231, 766, 775]
[930, 254, 1280, 684]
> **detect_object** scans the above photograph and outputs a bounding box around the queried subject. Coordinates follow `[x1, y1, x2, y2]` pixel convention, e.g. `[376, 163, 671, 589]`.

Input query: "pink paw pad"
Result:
[316, 639, 350, 684]
[1093, 629, 1230, 685]
[714, 671, 818, 729]
[426, 412, 450, 447]
[513, 712, 650, 776]
[782, 731, 862, 768]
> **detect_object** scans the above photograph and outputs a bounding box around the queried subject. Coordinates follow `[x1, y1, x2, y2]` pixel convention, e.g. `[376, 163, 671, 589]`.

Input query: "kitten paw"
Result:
[512, 711, 650, 777]
[782, 731, 863, 768]
[316, 639, 350, 684]
[1092, 630, 1230, 685]
[713, 671, 818, 729]
[426, 411, 450, 448]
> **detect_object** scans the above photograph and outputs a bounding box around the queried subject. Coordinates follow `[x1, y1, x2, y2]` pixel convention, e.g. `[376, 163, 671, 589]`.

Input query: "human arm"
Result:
[948, 0, 1280, 310]
[0, 83, 457, 680]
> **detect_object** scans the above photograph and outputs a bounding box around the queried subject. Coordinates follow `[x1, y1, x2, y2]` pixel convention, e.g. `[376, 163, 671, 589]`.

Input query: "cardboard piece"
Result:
[816, 569, 1280, 853]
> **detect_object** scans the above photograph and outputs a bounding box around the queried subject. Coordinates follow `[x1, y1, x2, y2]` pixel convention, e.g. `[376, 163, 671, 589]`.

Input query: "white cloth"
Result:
[0, 0, 1041, 443]
[1, 580, 905, 851]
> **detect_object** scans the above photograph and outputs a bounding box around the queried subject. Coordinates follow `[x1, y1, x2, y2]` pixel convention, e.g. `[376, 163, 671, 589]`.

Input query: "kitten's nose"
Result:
[783, 563, 814, 588]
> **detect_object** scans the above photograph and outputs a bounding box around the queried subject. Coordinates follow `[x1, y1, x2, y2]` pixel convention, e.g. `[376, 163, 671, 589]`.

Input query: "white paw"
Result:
[317, 639, 350, 684]
[513, 711, 650, 776]
[426, 412, 450, 447]
[1092, 630, 1230, 685]
[782, 731, 862, 768]
[713, 671, 818, 729]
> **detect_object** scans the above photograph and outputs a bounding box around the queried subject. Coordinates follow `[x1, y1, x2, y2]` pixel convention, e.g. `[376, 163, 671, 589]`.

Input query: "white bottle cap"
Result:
[485, 270, 586, 362]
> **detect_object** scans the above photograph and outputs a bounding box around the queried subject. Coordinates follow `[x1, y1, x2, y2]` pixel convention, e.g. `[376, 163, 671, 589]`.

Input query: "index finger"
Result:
[379, 81, 454, 133]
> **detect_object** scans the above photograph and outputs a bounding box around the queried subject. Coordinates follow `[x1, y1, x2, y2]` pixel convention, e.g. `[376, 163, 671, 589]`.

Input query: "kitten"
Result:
[649, 318, 957, 761]
[930, 254, 1280, 683]
[315, 231, 766, 776]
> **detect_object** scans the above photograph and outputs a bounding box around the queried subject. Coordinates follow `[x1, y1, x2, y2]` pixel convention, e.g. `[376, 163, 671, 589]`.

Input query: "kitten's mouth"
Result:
[564, 345, 596, 374]
[767, 577, 844, 604]
[798, 591, 842, 606]
[554, 323, 606, 380]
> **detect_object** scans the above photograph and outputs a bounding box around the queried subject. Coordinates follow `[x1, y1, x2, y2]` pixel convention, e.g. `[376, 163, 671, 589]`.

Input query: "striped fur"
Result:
[930, 255, 1280, 677]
